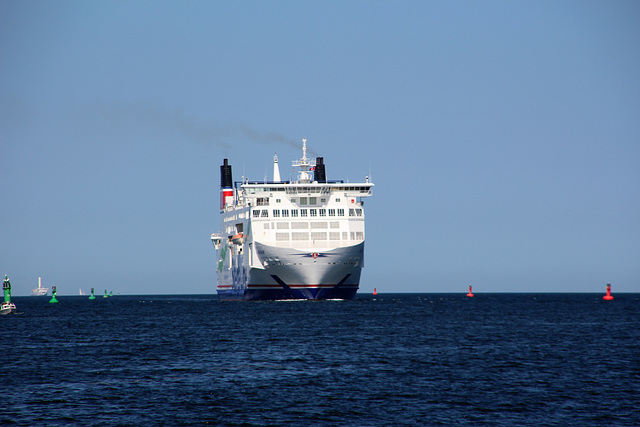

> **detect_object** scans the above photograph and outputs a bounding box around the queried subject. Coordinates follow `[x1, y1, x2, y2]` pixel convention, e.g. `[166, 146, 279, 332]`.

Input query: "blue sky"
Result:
[1, 1, 638, 295]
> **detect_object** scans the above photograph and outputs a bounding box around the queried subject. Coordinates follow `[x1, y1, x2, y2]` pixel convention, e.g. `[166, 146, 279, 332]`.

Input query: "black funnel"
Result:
[220, 159, 233, 188]
[314, 157, 326, 183]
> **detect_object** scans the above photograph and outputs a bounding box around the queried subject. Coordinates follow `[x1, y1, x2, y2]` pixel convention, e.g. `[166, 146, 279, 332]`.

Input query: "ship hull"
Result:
[217, 241, 364, 301]
[217, 287, 358, 301]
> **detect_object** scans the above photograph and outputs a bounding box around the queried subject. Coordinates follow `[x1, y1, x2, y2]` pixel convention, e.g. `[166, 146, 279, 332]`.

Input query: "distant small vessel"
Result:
[0, 302, 15, 315]
[79, 288, 86, 296]
[1, 275, 17, 315]
[31, 276, 49, 296]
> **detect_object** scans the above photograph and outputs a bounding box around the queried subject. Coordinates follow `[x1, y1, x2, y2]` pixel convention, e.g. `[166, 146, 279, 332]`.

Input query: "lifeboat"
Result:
[211, 233, 223, 249]
[231, 233, 245, 245]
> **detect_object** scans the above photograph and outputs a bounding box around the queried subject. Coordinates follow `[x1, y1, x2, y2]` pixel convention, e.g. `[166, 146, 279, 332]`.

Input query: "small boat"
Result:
[31, 276, 49, 296]
[0, 301, 16, 315]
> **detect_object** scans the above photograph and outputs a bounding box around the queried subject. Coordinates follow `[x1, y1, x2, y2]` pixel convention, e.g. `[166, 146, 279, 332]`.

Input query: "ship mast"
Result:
[292, 138, 316, 183]
[301, 138, 308, 165]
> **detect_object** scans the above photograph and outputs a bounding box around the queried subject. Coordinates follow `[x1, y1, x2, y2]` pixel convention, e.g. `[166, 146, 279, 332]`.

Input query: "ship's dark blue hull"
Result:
[217, 287, 358, 301]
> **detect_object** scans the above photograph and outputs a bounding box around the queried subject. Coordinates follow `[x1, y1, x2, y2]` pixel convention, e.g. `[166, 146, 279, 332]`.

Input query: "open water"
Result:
[3, 293, 639, 426]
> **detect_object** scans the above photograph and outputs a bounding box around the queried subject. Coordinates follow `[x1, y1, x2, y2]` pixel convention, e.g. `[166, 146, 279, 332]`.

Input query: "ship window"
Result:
[300, 197, 308, 205]
[336, 198, 341, 203]
[276, 232, 290, 241]
[275, 198, 281, 203]
[338, 209, 345, 216]
[291, 209, 298, 217]
[329, 232, 340, 240]
[253, 210, 260, 217]
[273, 209, 280, 217]
[319, 209, 326, 216]
[264, 223, 270, 230]
[330, 221, 339, 229]
[349, 209, 356, 217]
[277, 222, 289, 229]
[356, 209, 363, 216]
[311, 232, 327, 241]
[342, 232, 348, 240]
[261, 210, 269, 217]
[310, 197, 317, 205]
[291, 222, 308, 229]
[321, 198, 326, 203]
[257, 197, 269, 206]
[292, 232, 309, 241]
[356, 231, 364, 240]
[300, 209, 308, 217]
[310, 209, 317, 217]
[350, 232, 355, 240]
[282, 209, 289, 217]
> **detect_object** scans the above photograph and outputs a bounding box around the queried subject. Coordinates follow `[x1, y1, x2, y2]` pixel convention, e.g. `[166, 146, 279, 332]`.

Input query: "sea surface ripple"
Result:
[3, 293, 639, 426]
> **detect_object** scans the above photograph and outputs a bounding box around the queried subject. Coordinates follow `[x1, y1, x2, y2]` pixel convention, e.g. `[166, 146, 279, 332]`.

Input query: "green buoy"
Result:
[89, 287, 96, 300]
[109, 291, 113, 297]
[103, 289, 108, 298]
[1, 275, 17, 314]
[49, 285, 59, 303]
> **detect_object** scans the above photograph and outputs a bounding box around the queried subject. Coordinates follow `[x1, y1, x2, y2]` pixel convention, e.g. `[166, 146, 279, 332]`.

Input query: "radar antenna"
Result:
[292, 138, 316, 183]
[301, 138, 308, 164]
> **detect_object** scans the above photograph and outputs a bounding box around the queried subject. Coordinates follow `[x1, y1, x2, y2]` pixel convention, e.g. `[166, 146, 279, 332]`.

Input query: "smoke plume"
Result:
[94, 102, 317, 155]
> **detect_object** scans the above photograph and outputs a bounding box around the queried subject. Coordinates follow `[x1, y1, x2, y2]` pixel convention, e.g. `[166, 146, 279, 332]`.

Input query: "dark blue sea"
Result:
[3, 293, 639, 426]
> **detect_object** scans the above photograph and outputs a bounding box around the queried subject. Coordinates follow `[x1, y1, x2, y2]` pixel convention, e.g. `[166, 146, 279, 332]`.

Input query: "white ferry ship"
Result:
[211, 139, 373, 301]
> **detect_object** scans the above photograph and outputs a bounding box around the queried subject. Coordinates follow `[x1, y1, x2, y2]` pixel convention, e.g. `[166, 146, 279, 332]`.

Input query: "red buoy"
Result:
[373, 287, 377, 296]
[466, 285, 474, 297]
[603, 283, 614, 300]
